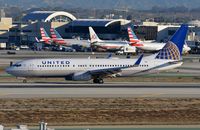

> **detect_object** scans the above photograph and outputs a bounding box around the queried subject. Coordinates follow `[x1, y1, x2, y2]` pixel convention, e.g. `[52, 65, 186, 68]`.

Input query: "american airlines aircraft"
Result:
[128, 26, 191, 54]
[50, 28, 90, 48]
[37, 28, 90, 48]
[6, 24, 188, 84]
[36, 28, 52, 44]
[89, 27, 134, 52]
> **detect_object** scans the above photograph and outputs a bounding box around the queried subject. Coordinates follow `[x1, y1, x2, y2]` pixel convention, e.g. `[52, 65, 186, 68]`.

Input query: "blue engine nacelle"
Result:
[65, 72, 92, 81]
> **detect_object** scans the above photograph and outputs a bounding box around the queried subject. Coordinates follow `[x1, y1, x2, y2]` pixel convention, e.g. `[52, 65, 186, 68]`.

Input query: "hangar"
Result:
[18, 11, 132, 42]
[64, 19, 131, 39]
[22, 11, 77, 22]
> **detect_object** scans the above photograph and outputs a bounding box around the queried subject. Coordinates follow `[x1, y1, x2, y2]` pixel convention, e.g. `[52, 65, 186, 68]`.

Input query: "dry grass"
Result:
[0, 98, 200, 126]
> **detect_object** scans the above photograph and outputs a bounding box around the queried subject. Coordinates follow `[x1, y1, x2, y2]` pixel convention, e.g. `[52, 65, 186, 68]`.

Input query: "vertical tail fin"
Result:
[50, 28, 63, 40]
[89, 27, 101, 43]
[40, 28, 51, 44]
[127, 26, 140, 43]
[156, 24, 188, 60]
[40, 28, 50, 40]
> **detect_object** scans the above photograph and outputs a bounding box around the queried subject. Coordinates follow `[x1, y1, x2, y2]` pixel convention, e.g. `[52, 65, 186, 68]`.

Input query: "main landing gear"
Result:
[93, 78, 104, 84]
[17, 77, 27, 83]
[23, 79, 27, 83]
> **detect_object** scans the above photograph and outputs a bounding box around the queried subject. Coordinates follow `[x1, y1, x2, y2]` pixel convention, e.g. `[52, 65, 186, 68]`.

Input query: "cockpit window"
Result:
[13, 64, 22, 67]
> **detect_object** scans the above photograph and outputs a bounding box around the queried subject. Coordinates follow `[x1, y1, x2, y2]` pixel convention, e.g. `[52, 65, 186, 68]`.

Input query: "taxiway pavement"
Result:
[0, 82, 199, 98]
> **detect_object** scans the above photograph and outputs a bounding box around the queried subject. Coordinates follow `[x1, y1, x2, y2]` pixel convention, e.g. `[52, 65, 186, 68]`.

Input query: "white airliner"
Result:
[36, 28, 90, 48]
[50, 28, 90, 48]
[6, 24, 188, 84]
[128, 26, 191, 54]
[89, 27, 134, 52]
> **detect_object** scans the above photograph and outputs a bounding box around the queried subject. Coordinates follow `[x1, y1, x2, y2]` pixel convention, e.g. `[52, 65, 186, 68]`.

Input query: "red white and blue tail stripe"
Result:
[127, 27, 143, 47]
[128, 27, 140, 43]
[50, 28, 66, 45]
[40, 28, 51, 44]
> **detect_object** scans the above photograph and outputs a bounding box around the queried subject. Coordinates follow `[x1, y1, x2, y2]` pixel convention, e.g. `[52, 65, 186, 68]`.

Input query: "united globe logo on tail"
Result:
[155, 41, 181, 60]
[155, 24, 188, 61]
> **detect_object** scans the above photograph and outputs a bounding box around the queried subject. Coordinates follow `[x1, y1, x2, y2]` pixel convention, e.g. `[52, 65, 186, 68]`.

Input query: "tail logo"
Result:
[128, 27, 140, 43]
[91, 34, 97, 40]
[156, 41, 181, 60]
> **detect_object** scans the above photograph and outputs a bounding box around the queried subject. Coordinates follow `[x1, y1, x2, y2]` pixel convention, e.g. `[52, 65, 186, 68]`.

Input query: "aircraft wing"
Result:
[87, 54, 143, 78]
[88, 67, 123, 78]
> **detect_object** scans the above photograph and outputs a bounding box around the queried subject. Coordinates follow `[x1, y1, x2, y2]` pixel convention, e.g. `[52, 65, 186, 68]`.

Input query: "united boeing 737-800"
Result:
[6, 24, 188, 84]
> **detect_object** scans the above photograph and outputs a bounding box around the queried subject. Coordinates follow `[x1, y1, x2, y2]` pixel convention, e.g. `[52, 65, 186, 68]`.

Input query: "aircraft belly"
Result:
[27, 69, 75, 77]
[120, 68, 142, 76]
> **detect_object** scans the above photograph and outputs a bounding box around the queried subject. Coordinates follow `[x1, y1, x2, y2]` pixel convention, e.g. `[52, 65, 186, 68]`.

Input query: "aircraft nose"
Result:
[5, 67, 13, 75]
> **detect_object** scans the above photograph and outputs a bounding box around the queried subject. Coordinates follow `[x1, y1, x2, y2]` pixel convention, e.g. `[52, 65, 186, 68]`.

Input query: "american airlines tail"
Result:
[155, 24, 188, 60]
[50, 28, 66, 45]
[50, 28, 63, 40]
[127, 26, 140, 43]
[40, 28, 51, 44]
[89, 27, 102, 43]
[127, 27, 143, 47]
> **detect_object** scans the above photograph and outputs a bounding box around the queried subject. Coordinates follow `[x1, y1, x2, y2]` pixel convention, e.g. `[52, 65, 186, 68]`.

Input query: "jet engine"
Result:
[65, 72, 92, 81]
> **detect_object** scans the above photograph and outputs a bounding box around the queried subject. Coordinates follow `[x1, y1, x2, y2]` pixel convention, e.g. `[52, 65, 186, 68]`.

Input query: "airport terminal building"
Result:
[0, 10, 199, 49]
[10, 11, 134, 46]
[0, 11, 159, 47]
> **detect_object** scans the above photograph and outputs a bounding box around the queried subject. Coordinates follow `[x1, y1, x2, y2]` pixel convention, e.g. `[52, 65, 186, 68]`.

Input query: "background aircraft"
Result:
[37, 28, 90, 50]
[89, 27, 135, 52]
[128, 26, 191, 54]
[50, 28, 90, 48]
[36, 28, 52, 45]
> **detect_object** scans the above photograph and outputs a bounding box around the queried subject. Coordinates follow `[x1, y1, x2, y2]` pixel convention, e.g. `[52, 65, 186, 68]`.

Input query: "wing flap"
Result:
[87, 54, 144, 78]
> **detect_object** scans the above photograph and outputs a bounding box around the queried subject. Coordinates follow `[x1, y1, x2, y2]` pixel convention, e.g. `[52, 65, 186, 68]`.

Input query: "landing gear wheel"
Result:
[93, 78, 104, 84]
[99, 78, 104, 84]
[23, 79, 27, 83]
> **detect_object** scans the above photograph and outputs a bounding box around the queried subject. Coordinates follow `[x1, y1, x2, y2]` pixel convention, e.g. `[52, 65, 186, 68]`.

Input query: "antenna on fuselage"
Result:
[10, 61, 13, 67]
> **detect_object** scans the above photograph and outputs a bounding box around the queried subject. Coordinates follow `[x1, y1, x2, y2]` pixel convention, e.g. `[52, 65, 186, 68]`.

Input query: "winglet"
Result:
[35, 37, 39, 42]
[134, 54, 143, 66]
